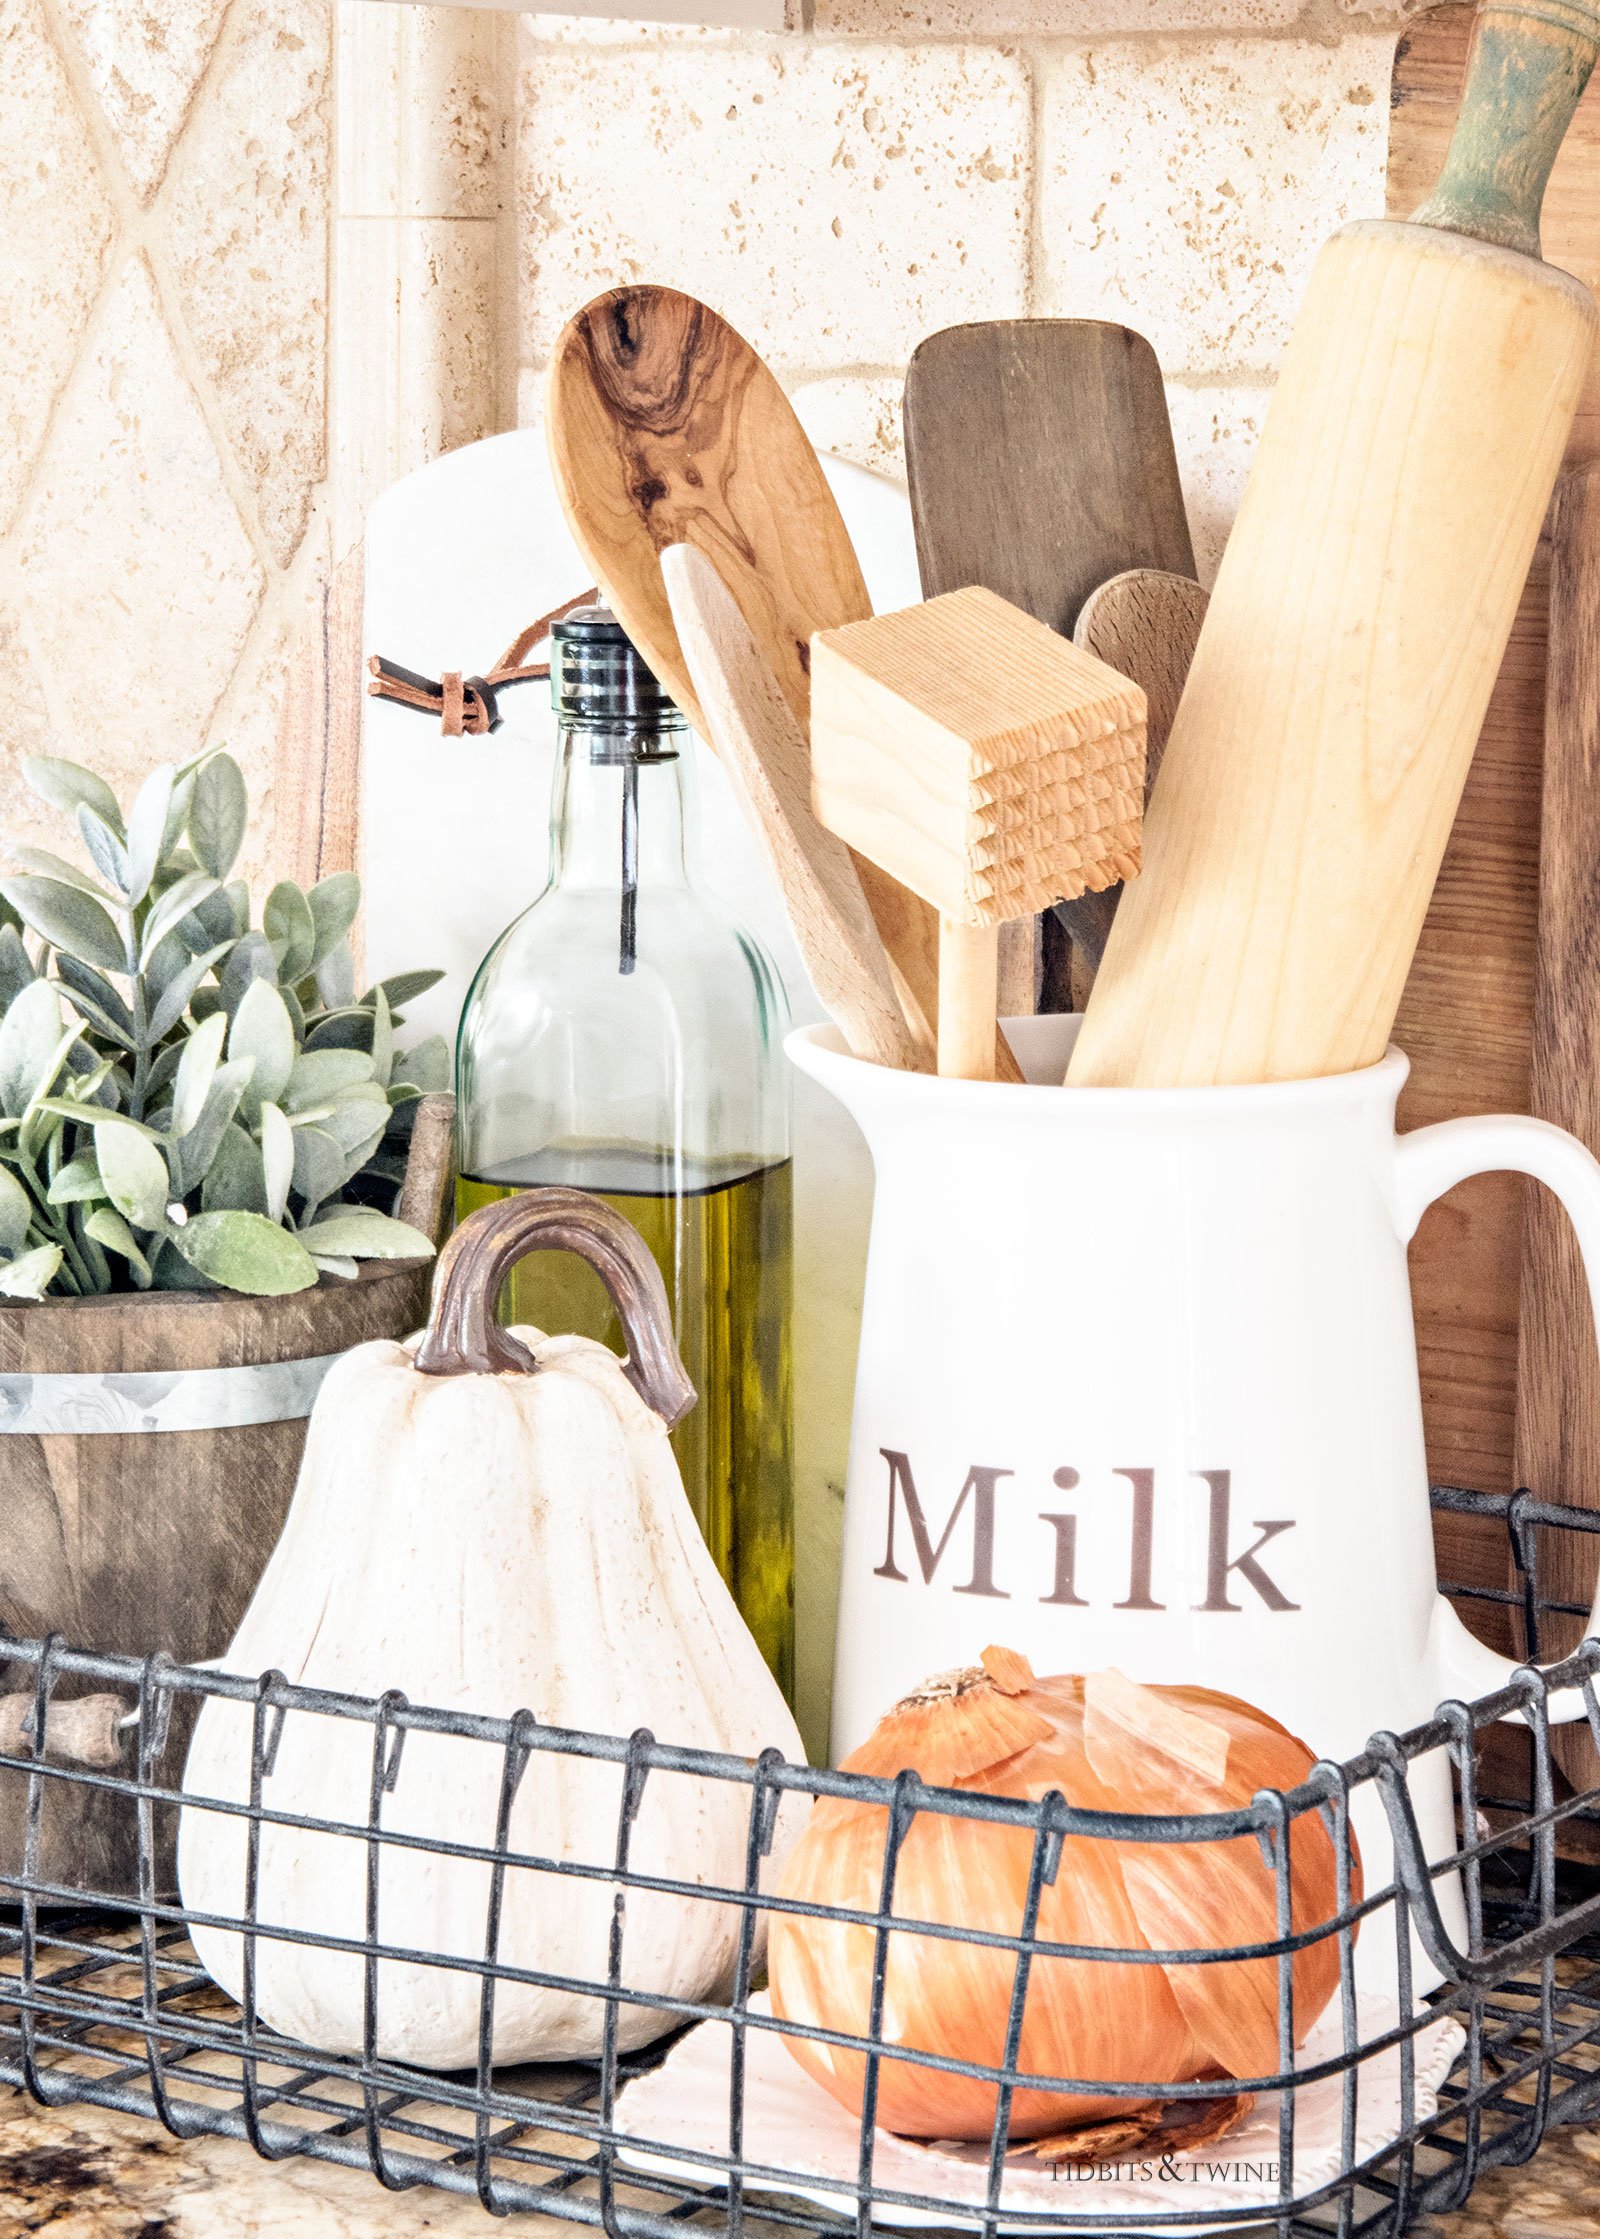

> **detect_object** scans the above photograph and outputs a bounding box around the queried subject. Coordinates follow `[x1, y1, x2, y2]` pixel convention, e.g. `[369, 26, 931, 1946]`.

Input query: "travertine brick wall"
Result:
[0, 1, 510, 889]
[0, 0, 335, 885]
[515, 0, 1414, 579]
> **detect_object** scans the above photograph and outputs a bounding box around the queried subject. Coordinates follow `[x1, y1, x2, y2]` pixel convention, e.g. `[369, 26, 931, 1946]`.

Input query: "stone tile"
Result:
[16, 260, 265, 778]
[59, 0, 229, 202]
[1165, 379, 1270, 584]
[334, 219, 499, 536]
[0, 0, 115, 534]
[166, 0, 332, 567]
[209, 597, 298, 899]
[1038, 35, 1392, 379]
[0, 597, 67, 861]
[790, 372, 905, 480]
[817, 0, 1302, 35]
[518, 40, 1030, 373]
[338, 3, 502, 219]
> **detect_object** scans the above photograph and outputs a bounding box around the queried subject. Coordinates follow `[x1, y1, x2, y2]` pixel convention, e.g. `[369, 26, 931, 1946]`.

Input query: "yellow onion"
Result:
[767, 1649, 1358, 2142]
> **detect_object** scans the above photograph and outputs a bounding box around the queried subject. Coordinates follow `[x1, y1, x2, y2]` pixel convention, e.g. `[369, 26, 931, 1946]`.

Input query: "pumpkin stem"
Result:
[413, 1187, 697, 1427]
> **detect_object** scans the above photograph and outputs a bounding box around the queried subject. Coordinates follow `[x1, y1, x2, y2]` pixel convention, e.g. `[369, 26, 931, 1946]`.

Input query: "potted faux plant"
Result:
[0, 749, 452, 1889]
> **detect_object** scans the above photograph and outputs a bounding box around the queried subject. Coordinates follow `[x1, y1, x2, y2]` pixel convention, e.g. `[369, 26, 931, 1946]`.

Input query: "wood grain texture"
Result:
[662, 544, 928, 1071]
[1067, 217, 1594, 1090]
[938, 918, 1000, 1082]
[811, 587, 1145, 925]
[903, 320, 1193, 994]
[1388, 3, 1600, 1608]
[0, 1110, 452, 1896]
[545, 285, 950, 1064]
[1516, 461, 1600, 1783]
[272, 538, 366, 892]
[1067, 569, 1211, 981]
[902, 321, 1195, 635]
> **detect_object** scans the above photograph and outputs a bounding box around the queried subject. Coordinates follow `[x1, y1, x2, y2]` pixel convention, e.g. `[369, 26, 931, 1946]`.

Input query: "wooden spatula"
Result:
[811, 588, 1146, 1079]
[661, 543, 929, 1072]
[546, 283, 959, 1066]
[1064, 568, 1210, 982]
[903, 321, 1196, 637]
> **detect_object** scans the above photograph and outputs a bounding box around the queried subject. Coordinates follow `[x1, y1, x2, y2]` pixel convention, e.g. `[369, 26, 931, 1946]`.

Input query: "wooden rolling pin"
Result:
[811, 588, 1145, 1079]
[1069, 1, 1600, 1089]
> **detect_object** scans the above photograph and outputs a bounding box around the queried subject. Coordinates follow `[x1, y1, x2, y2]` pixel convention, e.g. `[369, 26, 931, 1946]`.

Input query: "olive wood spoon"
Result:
[546, 286, 1024, 1078]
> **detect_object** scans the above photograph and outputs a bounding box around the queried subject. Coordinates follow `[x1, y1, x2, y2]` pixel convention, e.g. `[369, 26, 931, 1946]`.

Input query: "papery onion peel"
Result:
[766, 1650, 1358, 2143]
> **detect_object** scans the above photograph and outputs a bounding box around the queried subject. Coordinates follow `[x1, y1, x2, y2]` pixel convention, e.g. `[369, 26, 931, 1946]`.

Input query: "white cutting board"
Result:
[360, 429, 921, 1759]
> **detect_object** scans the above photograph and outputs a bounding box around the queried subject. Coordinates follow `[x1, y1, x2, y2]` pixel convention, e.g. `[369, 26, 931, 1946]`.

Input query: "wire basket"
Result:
[0, 1485, 1598, 2237]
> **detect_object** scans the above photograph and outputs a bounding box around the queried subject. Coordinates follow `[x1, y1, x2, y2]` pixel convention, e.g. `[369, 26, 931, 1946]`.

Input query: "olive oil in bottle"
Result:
[454, 605, 794, 1695]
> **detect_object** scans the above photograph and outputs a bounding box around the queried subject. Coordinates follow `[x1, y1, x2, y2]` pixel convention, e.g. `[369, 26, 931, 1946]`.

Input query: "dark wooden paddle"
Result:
[902, 320, 1196, 1001]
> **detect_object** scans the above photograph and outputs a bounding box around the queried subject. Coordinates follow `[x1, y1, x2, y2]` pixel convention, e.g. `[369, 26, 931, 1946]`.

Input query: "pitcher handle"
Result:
[1394, 1112, 1600, 1720]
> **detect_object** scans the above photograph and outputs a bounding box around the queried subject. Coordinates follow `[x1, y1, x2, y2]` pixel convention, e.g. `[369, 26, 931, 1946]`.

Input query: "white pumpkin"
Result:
[177, 1188, 806, 2068]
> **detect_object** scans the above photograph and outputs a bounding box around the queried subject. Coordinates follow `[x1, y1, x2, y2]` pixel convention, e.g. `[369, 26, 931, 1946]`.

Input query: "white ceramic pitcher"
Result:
[790, 1015, 1600, 1986]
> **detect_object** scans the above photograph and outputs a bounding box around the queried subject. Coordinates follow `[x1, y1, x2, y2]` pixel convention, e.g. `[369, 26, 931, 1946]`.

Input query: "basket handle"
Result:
[413, 1186, 696, 1428]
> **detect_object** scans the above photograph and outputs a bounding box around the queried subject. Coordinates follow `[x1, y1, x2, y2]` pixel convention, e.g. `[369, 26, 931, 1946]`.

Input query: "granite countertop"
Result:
[0, 2086, 1595, 2239]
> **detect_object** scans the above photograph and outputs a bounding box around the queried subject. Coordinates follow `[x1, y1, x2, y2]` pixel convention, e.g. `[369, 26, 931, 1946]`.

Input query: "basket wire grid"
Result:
[0, 1486, 1596, 2237]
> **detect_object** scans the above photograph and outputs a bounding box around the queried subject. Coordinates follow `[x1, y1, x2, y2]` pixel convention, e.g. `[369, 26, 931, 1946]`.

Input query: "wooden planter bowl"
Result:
[0, 1095, 453, 1895]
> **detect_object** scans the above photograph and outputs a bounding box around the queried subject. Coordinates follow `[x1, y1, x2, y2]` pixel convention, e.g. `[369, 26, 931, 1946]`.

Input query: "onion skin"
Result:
[766, 1661, 1357, 2143]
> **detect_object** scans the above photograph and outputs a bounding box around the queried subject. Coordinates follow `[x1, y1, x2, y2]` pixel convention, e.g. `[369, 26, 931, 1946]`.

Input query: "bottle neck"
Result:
[548, 725, 693, 894]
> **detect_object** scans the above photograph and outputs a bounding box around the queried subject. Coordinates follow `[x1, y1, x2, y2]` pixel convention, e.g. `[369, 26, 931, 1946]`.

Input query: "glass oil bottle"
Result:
[454, 603, 794, 1694]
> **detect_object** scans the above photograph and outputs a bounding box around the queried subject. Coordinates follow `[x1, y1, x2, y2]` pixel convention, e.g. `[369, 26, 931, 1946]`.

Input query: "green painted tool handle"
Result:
[1413, 1, 1600, 257]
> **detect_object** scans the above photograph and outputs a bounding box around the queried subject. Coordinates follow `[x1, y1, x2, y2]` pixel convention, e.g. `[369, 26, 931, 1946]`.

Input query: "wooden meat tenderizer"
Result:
[810, 586, 1146, 1080]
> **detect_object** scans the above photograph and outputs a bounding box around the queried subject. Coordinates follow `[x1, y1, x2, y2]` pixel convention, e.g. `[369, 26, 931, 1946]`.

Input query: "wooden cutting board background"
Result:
[1390, 5, 1600, 1626]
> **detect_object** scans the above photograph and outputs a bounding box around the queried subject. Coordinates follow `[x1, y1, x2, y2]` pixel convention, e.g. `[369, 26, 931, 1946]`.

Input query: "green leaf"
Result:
[290, 1123, 343, 1213]
[298, 1208, 435, 1261]
[307, 872, 360, 969]
[259, 1101, 293, 1223]
[367, 970, 444, 1011]
[188, 754, 248, 882]
[47, 1150, 101, 1205]
[76, 807, 130, 895]
[264, 882, 316, 984]
[7, 846, 117, 904]
[51, 963, 135, 1052]
[369, 985, 394, 1087]
[175, 1210, 317, 1296]
[0, 926, 36, 1009]
[140, 871, 220, 964]
[310, 1254, 358, 1281]
[229, 979, 295, 1120]
[170, 1010, 228, 1139]
[0, 980, 63, 1118]
[146, 941, 233, 1043]
[22, 755, 124, 838]
[56, 954, 134, 1034]
[201, 1124, 267, 1214]
[314, 941, 355, 1011]
[84, 1207, 152, 1289]
[160, 771, 197, 865]
[93, 1119, 171, 1229]
[124, 764, 176, 907]
[0, 1166, 30, 1253]
[178, 880, 245, 955]
[20, 1023, 85, 1160]
[306, 1006, 375, 1055]
[69, 1202, 110, 1295]
[390, 1033, 449, 1094]
[218, 932, 277, 1020]
[166, 1057, 252, 1197]
[0, 878, 125, 974]
[0, 1243, 63, 1299]
[285, 1048, 374, 1111]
